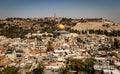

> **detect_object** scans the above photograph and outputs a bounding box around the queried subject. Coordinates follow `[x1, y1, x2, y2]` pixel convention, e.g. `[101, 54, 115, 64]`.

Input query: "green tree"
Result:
[98, 46, 110, 51]
[47, 41, 54, 51]
[59, 65, 72, 74]
[26, 72, 32, 74]
[32, 62, 45, 74]
[84, 58, 96, 73]
[1, 25, 28, 38]
[0, 66, 20, 74]
[69, 58, 96, 74]
[77, 38, 83, 43]
[113, 38, 120, 49]
[70, 59, 85, 72]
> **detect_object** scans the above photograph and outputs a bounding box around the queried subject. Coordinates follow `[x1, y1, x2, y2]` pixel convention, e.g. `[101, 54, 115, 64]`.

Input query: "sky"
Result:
[0, 0, 120, 23]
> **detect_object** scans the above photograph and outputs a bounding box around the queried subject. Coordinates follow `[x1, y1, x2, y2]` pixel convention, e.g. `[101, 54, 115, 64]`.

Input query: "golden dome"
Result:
[57, 24, 65, 30]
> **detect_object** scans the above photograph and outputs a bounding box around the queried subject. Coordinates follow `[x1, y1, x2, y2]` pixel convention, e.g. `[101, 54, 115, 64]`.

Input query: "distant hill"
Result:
[72, 20, 120, 31]
[0, 17, 120, 38]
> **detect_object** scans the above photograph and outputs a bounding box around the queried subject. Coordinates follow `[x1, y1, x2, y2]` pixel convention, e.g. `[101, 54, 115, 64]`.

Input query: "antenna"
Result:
[54, 13, 56, 19]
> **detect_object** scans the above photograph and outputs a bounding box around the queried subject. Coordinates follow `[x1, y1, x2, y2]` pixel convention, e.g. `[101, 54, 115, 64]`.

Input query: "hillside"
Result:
[0, 17, 120, 38]
[72, 21, 120, 31]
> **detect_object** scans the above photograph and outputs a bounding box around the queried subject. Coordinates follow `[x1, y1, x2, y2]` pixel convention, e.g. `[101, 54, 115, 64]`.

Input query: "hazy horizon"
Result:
[0, 0, 120, 23]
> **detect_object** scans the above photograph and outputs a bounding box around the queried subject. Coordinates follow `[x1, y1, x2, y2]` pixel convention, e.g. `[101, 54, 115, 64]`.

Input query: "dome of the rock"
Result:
[57, 24, 65, 30]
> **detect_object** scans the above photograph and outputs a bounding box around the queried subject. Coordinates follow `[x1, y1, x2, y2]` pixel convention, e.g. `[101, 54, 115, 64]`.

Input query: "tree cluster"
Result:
[98, 46, 110, 51]
[0, 25, 29, 38]
[112, 38, 120, 49]
[64, 58, 96, 74]
[0, 66, 20, 74]
[32, 62, 45, 74]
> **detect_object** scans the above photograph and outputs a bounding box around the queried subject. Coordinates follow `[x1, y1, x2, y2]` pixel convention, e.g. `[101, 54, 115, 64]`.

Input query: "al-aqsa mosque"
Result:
[53, 24, 69, 35]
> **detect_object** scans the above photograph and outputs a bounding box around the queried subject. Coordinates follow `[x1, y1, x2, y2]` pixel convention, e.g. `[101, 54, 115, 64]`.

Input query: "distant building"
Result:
[53, 24, 69, 35]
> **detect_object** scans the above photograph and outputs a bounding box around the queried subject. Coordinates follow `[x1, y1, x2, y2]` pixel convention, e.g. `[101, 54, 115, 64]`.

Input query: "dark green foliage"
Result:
[70, 58, 96, 73]
[80, 29, 120, 36]
[84, 58, 96, 73]
[59, 65, 72, 74]
[98, 46, 110, 51]
[70, 59, 85, 71]
[77, 38, 83, 43]
[47, 41, 54, 51]
[0, 25, 29, 38]
[32, 62, 45, 74]
[0, 66, 20, 74]
[60, 18, 76, 26]
[112, 38, 120, 49]
[69, 29, 80, 34]
[0, 23, 5, 28]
